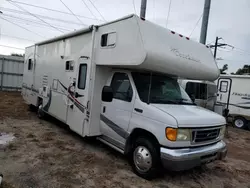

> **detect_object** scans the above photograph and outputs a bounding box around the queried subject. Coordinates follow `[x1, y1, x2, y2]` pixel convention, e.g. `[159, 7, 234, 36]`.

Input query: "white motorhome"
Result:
[179, 79, 226, 115]
[22, 15, 227, 179]
[217, 74, 250, 129]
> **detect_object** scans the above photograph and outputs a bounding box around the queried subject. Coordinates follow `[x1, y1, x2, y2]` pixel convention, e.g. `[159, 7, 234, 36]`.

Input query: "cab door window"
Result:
[111, 73, 133, 102]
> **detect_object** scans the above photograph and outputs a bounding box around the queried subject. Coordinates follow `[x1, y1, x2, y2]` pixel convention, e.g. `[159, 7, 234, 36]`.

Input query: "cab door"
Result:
[100, 72, 134, 149]
[66, 57, 91, 136]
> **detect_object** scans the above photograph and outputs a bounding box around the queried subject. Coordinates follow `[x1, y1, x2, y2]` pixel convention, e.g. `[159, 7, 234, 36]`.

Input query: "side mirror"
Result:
[190, 94, 196, 103]
[102, 86, 113, 102]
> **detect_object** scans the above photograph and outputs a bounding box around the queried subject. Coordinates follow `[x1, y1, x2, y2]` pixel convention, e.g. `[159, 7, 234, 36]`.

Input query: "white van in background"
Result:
[217, 74, 250, 129]
[22, 14, 227, 179]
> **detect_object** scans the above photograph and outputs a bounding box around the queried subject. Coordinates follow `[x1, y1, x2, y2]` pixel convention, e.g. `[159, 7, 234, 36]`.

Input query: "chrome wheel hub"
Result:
[235, 119, 244, 128]
[133, 146, 152, 172]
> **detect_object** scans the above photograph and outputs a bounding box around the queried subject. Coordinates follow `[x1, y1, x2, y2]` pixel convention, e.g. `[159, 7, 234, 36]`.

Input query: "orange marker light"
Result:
[166, 128, 177, 141]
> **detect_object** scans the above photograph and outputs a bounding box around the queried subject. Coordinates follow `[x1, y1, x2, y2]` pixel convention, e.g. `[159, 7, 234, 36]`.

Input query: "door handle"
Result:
[134, 108, 143, 113]
[74, 92, 84, 98]
[75, 92, 79, 98]
[103, 106, 106, 113]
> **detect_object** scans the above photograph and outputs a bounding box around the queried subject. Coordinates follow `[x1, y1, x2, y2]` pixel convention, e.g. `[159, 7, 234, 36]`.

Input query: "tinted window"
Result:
[186, 82, 207, 100]
[28, 59, 33, 70]
[78, 64, 87, 89]
[101, 32, 116, 47]
[111, 73, 133, 102]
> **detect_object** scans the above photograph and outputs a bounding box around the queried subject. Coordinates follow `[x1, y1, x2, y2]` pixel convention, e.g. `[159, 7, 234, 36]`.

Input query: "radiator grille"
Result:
[192, 128, 220, 143]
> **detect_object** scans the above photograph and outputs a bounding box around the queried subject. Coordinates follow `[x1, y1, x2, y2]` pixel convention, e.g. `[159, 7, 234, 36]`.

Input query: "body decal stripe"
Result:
[100, 114, 129, 139]
[217, 102, 250, 109]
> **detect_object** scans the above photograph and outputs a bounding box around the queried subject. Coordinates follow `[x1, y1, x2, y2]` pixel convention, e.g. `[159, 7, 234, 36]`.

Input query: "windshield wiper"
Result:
[176, 98, 196, 105]
[150, 98, 179, 104]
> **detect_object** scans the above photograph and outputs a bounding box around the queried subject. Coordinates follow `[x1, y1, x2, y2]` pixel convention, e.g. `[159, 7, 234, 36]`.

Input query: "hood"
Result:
[152, 104, 226, 127]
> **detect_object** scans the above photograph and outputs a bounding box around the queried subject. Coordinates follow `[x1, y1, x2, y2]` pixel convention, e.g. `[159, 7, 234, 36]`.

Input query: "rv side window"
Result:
[28, 59, 33, 70]
[65, 61, 74, 71]
[219, 81, 228, 92]
[111, 73, 133, 102]
[101, 32, 116, 47]
[78, 64, 87, 89]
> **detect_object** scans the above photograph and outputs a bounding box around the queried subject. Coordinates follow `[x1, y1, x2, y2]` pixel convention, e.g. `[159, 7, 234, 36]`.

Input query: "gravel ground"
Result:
[0, 92, 250, 188]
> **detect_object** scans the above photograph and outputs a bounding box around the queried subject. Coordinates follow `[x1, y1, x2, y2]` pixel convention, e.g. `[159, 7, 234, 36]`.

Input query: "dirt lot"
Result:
[0, 92, 250, 188]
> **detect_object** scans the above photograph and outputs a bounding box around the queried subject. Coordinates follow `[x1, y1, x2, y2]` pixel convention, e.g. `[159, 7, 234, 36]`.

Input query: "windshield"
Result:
[132, 72, 194, 105]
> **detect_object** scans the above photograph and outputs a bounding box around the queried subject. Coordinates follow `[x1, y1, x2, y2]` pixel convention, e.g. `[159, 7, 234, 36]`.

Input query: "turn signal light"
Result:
[166, 128, 177, 141]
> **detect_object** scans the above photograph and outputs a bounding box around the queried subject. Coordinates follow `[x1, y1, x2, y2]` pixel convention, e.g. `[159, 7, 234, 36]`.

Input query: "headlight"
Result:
[220, 125, 226, 137]
[166, 128, 191, 141]
[177, 129, 191, 141]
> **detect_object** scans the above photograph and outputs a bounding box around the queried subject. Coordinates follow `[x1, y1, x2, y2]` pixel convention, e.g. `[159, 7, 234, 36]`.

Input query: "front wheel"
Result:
[233, 116, 247, 129]
[37, 104, 45, 119]
[131, 137, 160, 180]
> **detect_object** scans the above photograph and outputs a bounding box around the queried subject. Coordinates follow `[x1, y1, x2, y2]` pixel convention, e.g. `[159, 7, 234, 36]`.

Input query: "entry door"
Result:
[217, 78, 232, 107]
[66, 57, 90, 136]
[100, 72, 134, 148]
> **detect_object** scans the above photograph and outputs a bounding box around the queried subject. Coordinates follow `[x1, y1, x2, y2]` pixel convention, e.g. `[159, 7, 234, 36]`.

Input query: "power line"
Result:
[0, 7, 85, 26]
[6, 0, 103, 21]
[218, 58, 250, 64]
[59, 0, 86, 25]
[0, 33, 36, 42]
[80, 0, 98, 20]
[189, 13, 203, 37]
[232, 46, 250, 55]
[218, 48, 250, 56]
[206, 39, 215, 45]
[4, 17, 72, 33]
[87, 0, 106, 21]
[166, 0, 172, 27]
[0, 16, 45, 38]
[7, 1, 64, 33]
[1, 13, 74, 32]
[132, 0, 137, 15]
[0, 44, 24, 50]
[153, 0, 155, 20]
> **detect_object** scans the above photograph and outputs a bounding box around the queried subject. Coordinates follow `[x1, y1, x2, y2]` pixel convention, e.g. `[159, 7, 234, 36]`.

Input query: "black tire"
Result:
[28, 104, 37, 112]
[130, 137, 160, 180]
[233, 116, 247, 129]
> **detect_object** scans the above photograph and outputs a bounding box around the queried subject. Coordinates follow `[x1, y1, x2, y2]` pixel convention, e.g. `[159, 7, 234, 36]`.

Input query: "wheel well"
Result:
[124, 128, 160, 155]
[233, 116, 247, 121]
[37, 97, 43, 107]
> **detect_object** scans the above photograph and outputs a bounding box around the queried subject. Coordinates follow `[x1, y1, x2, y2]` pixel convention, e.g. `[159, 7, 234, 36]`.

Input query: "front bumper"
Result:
[161, 140, 227, 171]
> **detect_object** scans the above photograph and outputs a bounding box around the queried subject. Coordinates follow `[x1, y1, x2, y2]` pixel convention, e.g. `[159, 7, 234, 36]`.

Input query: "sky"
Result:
[0, 0, 249, 73]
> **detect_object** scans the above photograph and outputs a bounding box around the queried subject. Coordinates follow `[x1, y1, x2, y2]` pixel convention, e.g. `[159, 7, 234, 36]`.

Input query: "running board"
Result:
[97, 137, 124, 154]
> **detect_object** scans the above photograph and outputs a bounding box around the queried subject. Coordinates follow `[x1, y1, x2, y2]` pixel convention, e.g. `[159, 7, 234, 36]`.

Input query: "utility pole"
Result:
[214, 36, 219, 58]
[199, 0, 211, 44]
[140, 0, 147, 19]
[208, 36, 227, 59]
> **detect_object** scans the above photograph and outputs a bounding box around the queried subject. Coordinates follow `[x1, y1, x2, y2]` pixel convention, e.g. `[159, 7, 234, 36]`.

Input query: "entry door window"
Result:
[78, 64, 87, 89]
[219, 81, 228, 92]
[111, 73, 133, 102]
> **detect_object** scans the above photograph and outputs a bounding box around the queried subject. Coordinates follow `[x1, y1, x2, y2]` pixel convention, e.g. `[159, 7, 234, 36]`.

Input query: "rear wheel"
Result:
[233, 116, 247, 129]
[130, 137, 160, 180]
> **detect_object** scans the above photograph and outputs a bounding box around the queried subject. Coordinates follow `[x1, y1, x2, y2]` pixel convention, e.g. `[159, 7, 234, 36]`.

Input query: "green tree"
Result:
[11, 53, 24, 57]
[235, 65, 250, 75]
[220, 64, 228, 74]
